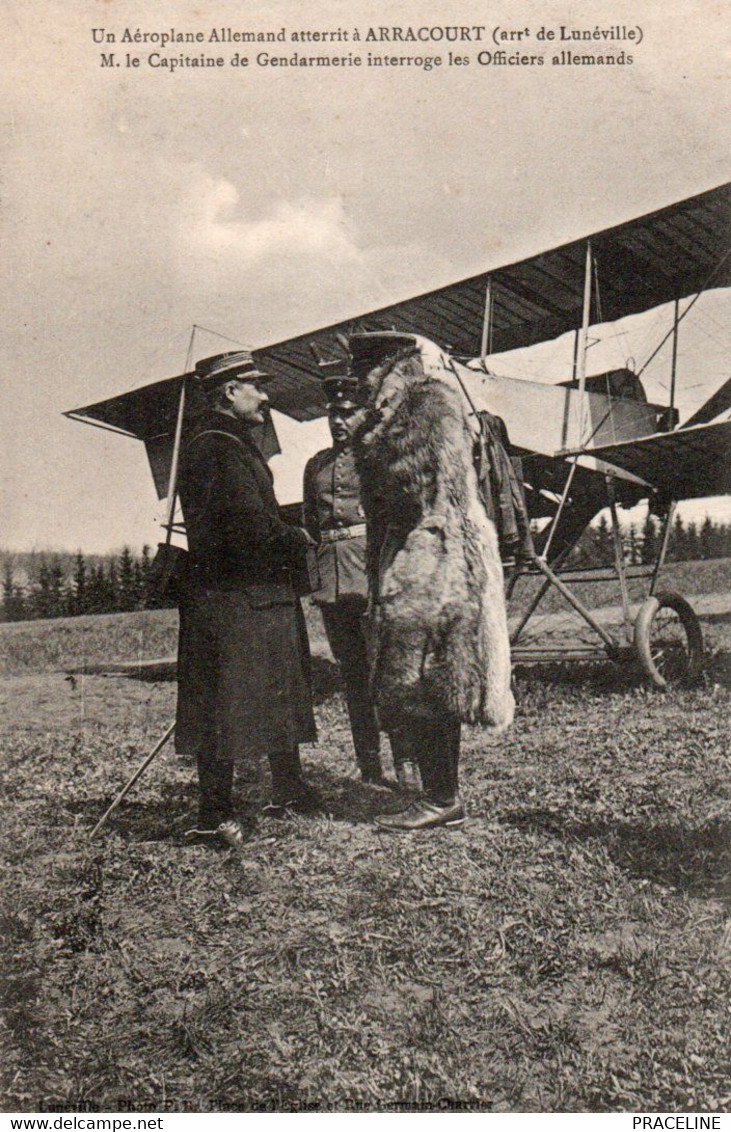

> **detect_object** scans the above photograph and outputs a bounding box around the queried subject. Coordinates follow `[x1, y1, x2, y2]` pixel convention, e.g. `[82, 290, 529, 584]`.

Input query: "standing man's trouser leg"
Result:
[320, 600, 382, 778]
[408, 715, 461, 805]
[178, 594, 237, 828]
[268, 746, 305, 803]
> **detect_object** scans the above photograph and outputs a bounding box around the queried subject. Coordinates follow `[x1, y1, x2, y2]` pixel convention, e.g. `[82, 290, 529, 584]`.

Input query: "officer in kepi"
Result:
[303, 373, 420, 792]
[176, 350, 323, 850]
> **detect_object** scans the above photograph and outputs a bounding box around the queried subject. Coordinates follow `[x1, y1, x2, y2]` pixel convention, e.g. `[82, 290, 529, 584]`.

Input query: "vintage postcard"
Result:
[2, 0, 729, 1119]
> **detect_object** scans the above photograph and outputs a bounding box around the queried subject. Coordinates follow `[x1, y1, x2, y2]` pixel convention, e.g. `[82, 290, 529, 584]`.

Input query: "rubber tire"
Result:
[633, 591, 704, 689]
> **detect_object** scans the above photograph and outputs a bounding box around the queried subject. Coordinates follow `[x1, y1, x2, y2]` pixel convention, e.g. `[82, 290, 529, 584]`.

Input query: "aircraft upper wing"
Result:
[250, 181, 731, 417]
[66, 183, 730, 430]
[565, 420, 731, 500]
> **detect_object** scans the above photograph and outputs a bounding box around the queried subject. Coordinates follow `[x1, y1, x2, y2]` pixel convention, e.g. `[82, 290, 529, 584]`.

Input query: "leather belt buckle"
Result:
[321, 523, 366, 544]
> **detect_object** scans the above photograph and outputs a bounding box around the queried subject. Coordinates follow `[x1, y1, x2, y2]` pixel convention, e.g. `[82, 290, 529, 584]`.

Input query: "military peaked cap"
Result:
[324, 375, 360, 410]
[195, 350, 270, 387]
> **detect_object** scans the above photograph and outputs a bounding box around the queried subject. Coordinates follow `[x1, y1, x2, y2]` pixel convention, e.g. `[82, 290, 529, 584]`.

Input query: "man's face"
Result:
[226, 378, 269, 424]
[328, 404, 361, 446]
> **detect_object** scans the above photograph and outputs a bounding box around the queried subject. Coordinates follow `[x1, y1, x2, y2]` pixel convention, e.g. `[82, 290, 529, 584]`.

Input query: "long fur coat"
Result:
[353, 343, 515, 732]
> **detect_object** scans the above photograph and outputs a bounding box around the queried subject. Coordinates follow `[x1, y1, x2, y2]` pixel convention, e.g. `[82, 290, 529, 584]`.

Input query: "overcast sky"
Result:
[2, 0, 729, 553]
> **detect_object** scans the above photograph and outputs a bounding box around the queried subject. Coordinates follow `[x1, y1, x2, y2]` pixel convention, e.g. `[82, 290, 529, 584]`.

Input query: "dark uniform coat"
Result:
[176, 411, 317, 770]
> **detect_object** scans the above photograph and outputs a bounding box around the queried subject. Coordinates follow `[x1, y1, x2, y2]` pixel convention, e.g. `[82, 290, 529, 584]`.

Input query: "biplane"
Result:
[67, 182, 731, 690]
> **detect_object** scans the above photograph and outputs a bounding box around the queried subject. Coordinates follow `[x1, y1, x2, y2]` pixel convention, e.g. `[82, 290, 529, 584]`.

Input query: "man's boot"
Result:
[374, 795, 465, 832]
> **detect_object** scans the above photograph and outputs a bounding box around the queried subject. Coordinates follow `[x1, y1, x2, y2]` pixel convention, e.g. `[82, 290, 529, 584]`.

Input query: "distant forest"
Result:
[2, 514, 731, 623]
[1, 546, 165, 623]
[568, 513, 731, 570]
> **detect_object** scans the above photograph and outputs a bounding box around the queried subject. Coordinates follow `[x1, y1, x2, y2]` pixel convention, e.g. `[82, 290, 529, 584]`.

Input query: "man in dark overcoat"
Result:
[303, 376, 420, 792]
[176, 350, 321, 848]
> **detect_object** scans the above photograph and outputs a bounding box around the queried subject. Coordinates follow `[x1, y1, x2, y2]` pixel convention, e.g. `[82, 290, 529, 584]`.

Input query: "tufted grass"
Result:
[0, 596, 729, 1112]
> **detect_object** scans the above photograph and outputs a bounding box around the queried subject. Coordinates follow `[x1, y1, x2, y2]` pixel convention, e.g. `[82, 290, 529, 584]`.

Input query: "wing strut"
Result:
[576, 239, 593, 447]
[162, 327, 196, 544]
[543, 240, 593, 562]
[480, 276, 493, 362]
[638, 244, 731, 380]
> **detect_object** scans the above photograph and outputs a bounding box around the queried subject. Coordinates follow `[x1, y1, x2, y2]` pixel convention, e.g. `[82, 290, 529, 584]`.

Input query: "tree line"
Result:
[2, 515, 730, 623]
[0, 546, 176, 623]
[568, 514, 731, 569]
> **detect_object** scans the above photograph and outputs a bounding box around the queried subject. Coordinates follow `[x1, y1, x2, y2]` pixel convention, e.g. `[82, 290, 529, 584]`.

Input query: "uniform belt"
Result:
[320, 523, 367, 544]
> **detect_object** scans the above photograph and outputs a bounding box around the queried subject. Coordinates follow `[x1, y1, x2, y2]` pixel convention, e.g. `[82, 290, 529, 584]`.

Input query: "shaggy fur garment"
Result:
[354, 347, 515, 731]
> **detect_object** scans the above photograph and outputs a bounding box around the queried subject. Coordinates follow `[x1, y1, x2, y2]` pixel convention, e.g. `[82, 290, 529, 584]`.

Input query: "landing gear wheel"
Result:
[634, 591, 704, 689]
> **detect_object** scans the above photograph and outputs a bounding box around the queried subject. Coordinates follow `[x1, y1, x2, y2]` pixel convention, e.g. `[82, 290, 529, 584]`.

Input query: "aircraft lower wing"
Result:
[680, 376, 731, 430]
[565, 420, 731, 500]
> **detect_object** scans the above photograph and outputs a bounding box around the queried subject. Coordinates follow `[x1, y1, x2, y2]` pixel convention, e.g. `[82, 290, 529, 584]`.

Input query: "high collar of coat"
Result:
[193, 408, 261, 446]
[357, 345, 481, 445]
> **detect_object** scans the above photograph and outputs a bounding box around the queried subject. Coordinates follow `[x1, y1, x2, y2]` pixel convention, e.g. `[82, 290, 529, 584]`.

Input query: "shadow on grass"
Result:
[514, 647, 731, 692]
[307, 764, 403, 825]
[502, 807, 731, 900]
[65, 763, 395, 843]
[702, 611, 731, 625]
[310, 656, 343, 704]
[65, 787, 197, 844]
[513, 661, 641, 695]
[64, 655, 342, 700]
[704, 648, 731, 687]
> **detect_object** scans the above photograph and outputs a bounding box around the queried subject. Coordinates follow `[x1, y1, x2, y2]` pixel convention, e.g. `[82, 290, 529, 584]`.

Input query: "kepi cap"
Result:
[324, 375, 360, 410]
[195, 350, 269, 387]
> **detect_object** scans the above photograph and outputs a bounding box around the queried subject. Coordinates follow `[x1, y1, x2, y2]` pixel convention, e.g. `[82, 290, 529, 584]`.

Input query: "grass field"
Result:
[1, 564, 730, 1112]
[2, 557, 729, 677]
